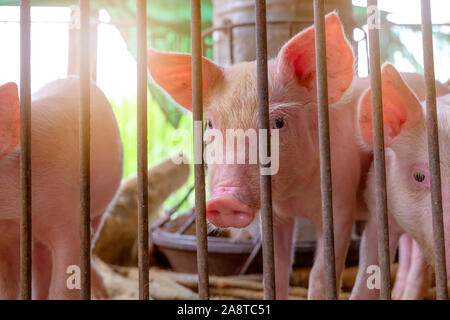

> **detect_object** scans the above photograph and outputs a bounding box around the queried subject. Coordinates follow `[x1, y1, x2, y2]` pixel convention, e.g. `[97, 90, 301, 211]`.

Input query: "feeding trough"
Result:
[151, 190, 362, 276]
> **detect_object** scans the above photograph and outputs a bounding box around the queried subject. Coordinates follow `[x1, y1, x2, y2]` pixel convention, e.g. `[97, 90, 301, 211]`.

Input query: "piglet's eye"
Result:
[274, 117, 285, 129]
[413, 171, 426, 183]
[206, 119, 213, 129]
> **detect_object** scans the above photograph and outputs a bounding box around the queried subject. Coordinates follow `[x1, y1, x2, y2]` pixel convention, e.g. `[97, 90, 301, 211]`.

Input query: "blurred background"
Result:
[0, 0, 448, 212]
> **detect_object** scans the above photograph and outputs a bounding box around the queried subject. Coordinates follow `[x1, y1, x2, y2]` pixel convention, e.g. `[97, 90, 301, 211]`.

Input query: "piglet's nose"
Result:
[206, 197, 254, 229]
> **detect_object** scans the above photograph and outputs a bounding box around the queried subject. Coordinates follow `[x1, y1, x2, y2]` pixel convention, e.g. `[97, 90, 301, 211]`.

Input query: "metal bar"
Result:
[202, 34, 207, 57]
[90, 9, 99, 81]
[367, 0, 391, 300]
[255, 0, 276, 300]
[169, 186, 195, 218]
[201, 18, 314, 38]
[420, 0, 448, 300]
[191, 0, 210, 300]
[79, 0, 91, 300]
[363, 29, 370, 74]
[239, 239, 262, 275]
[352, 40, 359, 77]
[177, 211, 196, 235]
[137, 0, 149, 300]
[313, 0, 337, 300]
[19, 0, 32, 300]
[225, 20, 234, 64]
[288, 22, 293, 38]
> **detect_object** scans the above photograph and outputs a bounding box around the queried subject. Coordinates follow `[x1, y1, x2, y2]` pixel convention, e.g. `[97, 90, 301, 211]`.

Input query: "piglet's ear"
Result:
[0, 82, 20, 158]
[358, 64, 424, 147]
[148, 48, 224, 111]
[277, 12, 354, 104]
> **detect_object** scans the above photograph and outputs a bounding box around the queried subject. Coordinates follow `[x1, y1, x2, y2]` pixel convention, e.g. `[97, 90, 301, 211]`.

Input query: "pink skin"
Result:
[354, 73, 448, 299]
[147, 12, 450, 300]
[0, 78, 123, 299]
[148, 13, 364, 299]
[351, 64, 450, 299]
[392, 234, 431, 300]
[207, 197, 254, 229]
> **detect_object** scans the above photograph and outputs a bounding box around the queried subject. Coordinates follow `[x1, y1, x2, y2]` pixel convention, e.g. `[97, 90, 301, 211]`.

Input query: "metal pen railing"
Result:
[15, 0, 447, 301]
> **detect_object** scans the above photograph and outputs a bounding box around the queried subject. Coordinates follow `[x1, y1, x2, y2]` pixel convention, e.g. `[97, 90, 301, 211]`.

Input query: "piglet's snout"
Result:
[206, 197, 254, 229]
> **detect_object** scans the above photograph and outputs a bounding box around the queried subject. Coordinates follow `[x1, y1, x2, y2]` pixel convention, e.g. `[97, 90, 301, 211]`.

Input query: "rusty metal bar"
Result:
[177, 211, 196, 235]
[363, 28, 370, 74]
[222, 19, 234, 64]
[313, 0, 337, 300]
[19, 0, 32, 300]
[420, 0, 448, 300]
[255, 0, 276, 300]
[201, 18, 314, 38]
[191, 0, 210, 300]
[367, 0, 391, 300]
[228, 31, 234, 64]
[79, 0, 91, 300]
[202, 34, 207, 57]
[137, 0, 149, 300]
[239, 239, 262, 275]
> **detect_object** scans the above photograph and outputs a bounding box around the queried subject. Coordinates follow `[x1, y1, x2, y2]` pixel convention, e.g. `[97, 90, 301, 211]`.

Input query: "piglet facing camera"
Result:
[147, 13, 369, 300]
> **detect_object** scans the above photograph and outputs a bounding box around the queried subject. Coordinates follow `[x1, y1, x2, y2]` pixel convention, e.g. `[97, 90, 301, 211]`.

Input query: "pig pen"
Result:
[10, 0, 450, 300]
[91, 157, 446, 300]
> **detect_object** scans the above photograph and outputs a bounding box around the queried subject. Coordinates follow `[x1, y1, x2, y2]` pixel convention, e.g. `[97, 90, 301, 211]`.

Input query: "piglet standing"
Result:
[351, 64, 450, 299]
[148, 13, 366, 299]
[0, 77, 123, 299]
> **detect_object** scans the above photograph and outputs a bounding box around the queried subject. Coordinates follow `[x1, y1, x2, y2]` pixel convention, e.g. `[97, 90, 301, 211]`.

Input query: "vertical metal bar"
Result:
[313, 0, 337, 300]
[90, 9, 99, 81]
[19, 0, 32, 300]
[202, 34, 206, 57]
[420, 0, 448, 300]
[364, 30, 370, 74]
[367, 0, 391, 300]
[191, 0, 210, 300]
[137, 0, 149, 300]
[228, 25, 234, 65]
[255, 0, 276, 300]
[79, 0, 91, 300]
[352, 41, 359, 77]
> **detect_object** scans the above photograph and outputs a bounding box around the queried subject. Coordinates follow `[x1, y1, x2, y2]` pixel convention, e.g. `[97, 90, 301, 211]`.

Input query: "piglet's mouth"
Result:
[206, 197, 255, 229]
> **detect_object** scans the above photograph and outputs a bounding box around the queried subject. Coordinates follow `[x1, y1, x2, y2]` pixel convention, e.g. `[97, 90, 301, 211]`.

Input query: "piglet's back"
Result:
[30, 77, 123, 221]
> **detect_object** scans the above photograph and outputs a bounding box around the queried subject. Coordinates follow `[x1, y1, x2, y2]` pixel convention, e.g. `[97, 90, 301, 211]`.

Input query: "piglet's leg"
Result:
[46, 228, 82, 300]
[400, 238, 431, 300]
[272, 215, 295, 300]
[391, 234, 412, 299]
[32, 239, 52, 299]
[351, 212, 401, 299]
[44, 219, 108, 299]
[308, 199, 354, 300]
[0, 237, 20, 300]
[351, 212, 380, 299]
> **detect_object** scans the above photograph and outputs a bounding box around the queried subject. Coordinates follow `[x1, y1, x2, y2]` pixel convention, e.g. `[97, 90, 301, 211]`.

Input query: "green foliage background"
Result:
[103, 0, 214, 211]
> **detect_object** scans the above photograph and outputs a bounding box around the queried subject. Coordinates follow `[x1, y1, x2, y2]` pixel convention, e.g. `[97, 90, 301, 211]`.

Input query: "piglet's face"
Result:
[0, 82, 20, 159]
[148, 13, 354, 229]
[358, 64, 450, 275]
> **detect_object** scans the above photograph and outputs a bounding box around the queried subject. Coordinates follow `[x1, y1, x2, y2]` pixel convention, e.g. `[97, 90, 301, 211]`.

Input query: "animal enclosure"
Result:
[2, 0, 449, 301]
